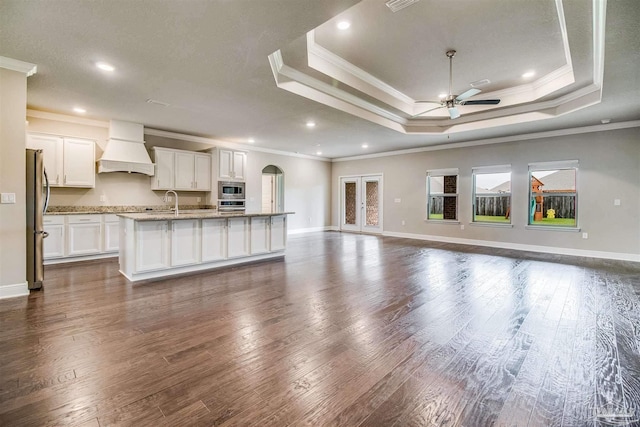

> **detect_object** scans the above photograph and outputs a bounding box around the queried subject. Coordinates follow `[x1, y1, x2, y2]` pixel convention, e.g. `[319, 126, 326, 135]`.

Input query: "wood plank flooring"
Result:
[1, 232, 639, 426]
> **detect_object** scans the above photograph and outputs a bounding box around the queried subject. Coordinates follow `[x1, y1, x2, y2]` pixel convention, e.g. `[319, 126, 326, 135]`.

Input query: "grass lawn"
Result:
[428, 213, 443, 220]
[474, 215, 510, 223]
[531, 218, 576, 226]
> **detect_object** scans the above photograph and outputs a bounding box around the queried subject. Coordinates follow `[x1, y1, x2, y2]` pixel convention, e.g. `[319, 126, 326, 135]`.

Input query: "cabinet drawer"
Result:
[103, 214, 119, 223]
[67, 214, 101, 224]
[43, 215, 65, 225]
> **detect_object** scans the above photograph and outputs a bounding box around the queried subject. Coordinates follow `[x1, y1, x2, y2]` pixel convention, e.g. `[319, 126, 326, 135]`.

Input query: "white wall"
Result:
[0, 68, 28, 298]
[332, 128, 640, 260]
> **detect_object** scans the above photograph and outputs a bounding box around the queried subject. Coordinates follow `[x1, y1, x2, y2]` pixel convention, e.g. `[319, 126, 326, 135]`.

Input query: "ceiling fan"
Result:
[414, 50, 500, 119]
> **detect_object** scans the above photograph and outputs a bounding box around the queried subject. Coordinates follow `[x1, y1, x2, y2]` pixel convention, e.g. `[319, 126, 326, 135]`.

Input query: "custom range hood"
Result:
[97, 120, 155, 176]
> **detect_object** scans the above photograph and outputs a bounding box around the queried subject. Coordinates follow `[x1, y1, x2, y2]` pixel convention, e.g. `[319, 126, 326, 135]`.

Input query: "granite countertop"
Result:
[45, 205, 215, 215]
[118, 210, 295, 221]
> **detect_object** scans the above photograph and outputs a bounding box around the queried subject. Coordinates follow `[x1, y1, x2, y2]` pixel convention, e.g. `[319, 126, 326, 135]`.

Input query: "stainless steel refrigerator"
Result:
[26, 149, 50, 290]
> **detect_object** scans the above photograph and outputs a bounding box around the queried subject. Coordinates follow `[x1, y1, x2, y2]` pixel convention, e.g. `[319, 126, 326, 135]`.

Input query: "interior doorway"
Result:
[261, 165, 284, 212]
[340, 174, 383, 233]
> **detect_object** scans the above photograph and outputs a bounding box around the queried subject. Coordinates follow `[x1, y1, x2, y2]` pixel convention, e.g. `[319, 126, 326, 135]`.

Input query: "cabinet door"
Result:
[194, 154, 211, 190]
[104, 221, 119, 252]
[171, 219, 200, 266]
[27, 134, 64, 186]
[152, 149, 175, 190]
[218, 149, 233, 180]
[270, 215, 287, 252]
[135, 221, 169, 272]
[63, 138, 95, 187]
[175, 152, 195, 190]
[68, 222, 102, 256]
[202, 218, 226, 262]
[250, 216, 270, 254]
[232, 151, 246, 180]
[43, 224, 65, 258]
[227, 217, 249, 258]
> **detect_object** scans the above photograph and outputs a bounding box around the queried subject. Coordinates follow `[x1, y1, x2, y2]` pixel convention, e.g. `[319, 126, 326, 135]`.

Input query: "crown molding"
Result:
[0, 56, 37, 76]
[26, 109, 109, 127]
[332, 120, 640, 162]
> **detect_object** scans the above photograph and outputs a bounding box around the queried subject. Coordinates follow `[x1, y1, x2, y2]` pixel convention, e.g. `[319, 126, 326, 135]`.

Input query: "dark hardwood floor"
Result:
[1, 232, 639, 426]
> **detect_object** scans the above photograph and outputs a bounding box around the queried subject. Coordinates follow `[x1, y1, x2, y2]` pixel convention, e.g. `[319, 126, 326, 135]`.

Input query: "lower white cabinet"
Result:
[270, 215, 287, 252]
[202, 218, 226, 262]
[43, 216, 65, 258]
[135, 221, 170, 272]
[227, 217, 250, 258]
[67, 215, 102, 256]
[171, 219, 200, 266]
[103, 215, 120, 253]
[250, 216, 270, 255]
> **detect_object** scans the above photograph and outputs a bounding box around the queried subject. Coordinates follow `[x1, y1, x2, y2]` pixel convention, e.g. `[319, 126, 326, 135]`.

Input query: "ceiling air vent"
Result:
[146, 98, 170, 107]
[385, 0, 420, 13]
[470, 79, 491, 88]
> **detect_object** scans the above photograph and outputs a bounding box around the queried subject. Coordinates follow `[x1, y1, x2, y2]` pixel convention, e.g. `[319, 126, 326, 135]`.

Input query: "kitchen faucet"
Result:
[164, 190, 179, 216]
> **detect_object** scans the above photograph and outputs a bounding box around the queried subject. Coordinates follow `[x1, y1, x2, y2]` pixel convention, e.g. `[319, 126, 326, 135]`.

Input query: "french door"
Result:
[340, 175, 383, 233]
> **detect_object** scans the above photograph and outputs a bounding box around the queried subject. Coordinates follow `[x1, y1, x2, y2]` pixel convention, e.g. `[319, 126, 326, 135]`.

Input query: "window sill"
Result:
[525, 225, 581, 232]
[425, 219, 460, 225]
[469, 222, 513, 229]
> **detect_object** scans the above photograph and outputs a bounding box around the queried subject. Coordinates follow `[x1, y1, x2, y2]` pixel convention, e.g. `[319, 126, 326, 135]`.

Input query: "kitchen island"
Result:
[117, 210, 293, 282]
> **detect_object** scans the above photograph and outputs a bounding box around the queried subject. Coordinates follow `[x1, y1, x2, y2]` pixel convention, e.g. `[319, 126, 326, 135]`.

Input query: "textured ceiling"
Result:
[1, 0, 639, 158]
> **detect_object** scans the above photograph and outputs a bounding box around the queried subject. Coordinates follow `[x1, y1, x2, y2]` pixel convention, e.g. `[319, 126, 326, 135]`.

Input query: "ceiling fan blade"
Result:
[448, 107, 460, 119]
[460, 99, 501, 105]
[456, 88, 481, 101]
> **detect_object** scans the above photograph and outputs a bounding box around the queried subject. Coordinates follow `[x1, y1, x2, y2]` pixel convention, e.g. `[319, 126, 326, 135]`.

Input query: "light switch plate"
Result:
[614, 199, 621, 206]
[1, 193, 16, 204]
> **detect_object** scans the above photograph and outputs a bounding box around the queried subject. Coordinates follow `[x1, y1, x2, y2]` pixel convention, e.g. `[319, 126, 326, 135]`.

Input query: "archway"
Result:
[261, 165, 284, 212]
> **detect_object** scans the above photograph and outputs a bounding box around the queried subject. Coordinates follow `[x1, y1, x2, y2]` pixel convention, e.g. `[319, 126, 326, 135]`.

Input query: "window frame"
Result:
[426, 168, 459, 223]
[472, 164, 512, 226]
[527, 160, 579, 230]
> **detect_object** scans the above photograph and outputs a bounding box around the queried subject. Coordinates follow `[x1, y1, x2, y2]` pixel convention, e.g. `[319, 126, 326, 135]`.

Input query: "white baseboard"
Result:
[382, 231, 640, 262]
[288, 226, 335, 235]
[0, 282, 29, 299]
[44, 252, 117, 265]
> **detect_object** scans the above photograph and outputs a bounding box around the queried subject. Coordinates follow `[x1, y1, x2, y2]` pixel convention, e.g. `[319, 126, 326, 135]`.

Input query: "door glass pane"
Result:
[365, 181, 379, 226]
[344, 182, 357, 225]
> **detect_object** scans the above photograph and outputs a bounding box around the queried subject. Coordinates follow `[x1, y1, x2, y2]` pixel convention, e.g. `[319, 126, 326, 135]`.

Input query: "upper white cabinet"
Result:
[151, 147, 211, 191]
[27, 134, 95, 188]
[218, 149, 246, 181]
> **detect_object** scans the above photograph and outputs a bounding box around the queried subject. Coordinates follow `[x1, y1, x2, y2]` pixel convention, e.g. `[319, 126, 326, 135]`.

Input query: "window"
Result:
[528, 160, 578, 228]
[472, 165, 511, 224]
[427, 168, 458, 221]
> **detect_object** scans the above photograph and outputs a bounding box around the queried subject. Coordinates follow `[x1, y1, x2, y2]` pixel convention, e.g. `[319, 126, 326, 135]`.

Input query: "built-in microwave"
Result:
[218, 181, 245, 199]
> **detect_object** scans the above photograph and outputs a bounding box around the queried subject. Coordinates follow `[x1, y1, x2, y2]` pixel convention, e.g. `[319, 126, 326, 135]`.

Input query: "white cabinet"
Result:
[270, 215, 287, 252]
[151, 149, 175, 190]
[151, 147, 211, 191]
[227, 217, 249, 258]
[43, 216, 65, 258]
[250, 216, 270, 254]
[218, 149, 246, 181]
[202, 218, 226, 262]
[171, 219, 200, 266]
[103, 214, 120, 253]
[135, 221, 170, 272]
[67, 215, 102, 256]
[27, 134, 95, 188]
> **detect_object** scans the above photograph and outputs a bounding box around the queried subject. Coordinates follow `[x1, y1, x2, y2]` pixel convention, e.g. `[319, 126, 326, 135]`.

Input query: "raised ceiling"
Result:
[1, 0, 638, 158]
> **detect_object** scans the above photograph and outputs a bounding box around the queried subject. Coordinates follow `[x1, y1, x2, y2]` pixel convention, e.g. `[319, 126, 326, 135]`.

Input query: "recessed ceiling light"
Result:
[337, 21, 351, 30]
[438, 93, 447, 99]
[316, 151, 322, 156]
[522, 71, 535, 78]
[96, 62, 115, 72]
[362, 143, 368, 148]
[601, 119, 611, 124]
[73, 107, 86, 114]
[248, 138, 255, 143]
[306, 121, 316, 128]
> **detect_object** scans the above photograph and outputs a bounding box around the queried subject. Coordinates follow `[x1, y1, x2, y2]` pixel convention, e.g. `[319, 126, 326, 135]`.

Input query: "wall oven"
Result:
[218, 181, 245, 200]
[218, 200, 246, 212]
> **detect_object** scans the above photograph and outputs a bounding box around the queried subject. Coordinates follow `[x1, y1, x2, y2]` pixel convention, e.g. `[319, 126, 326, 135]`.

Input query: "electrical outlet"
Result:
[166, 196, 172, 202]
[197, 197, 202, 202]
[460, 224, 465, 230]
[614, 199, 621, 206]
[401, 220, 405, 226]
[394, 198, 401, 203]
[99, 195, 106, 202]
[582, 232, 588, 239]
